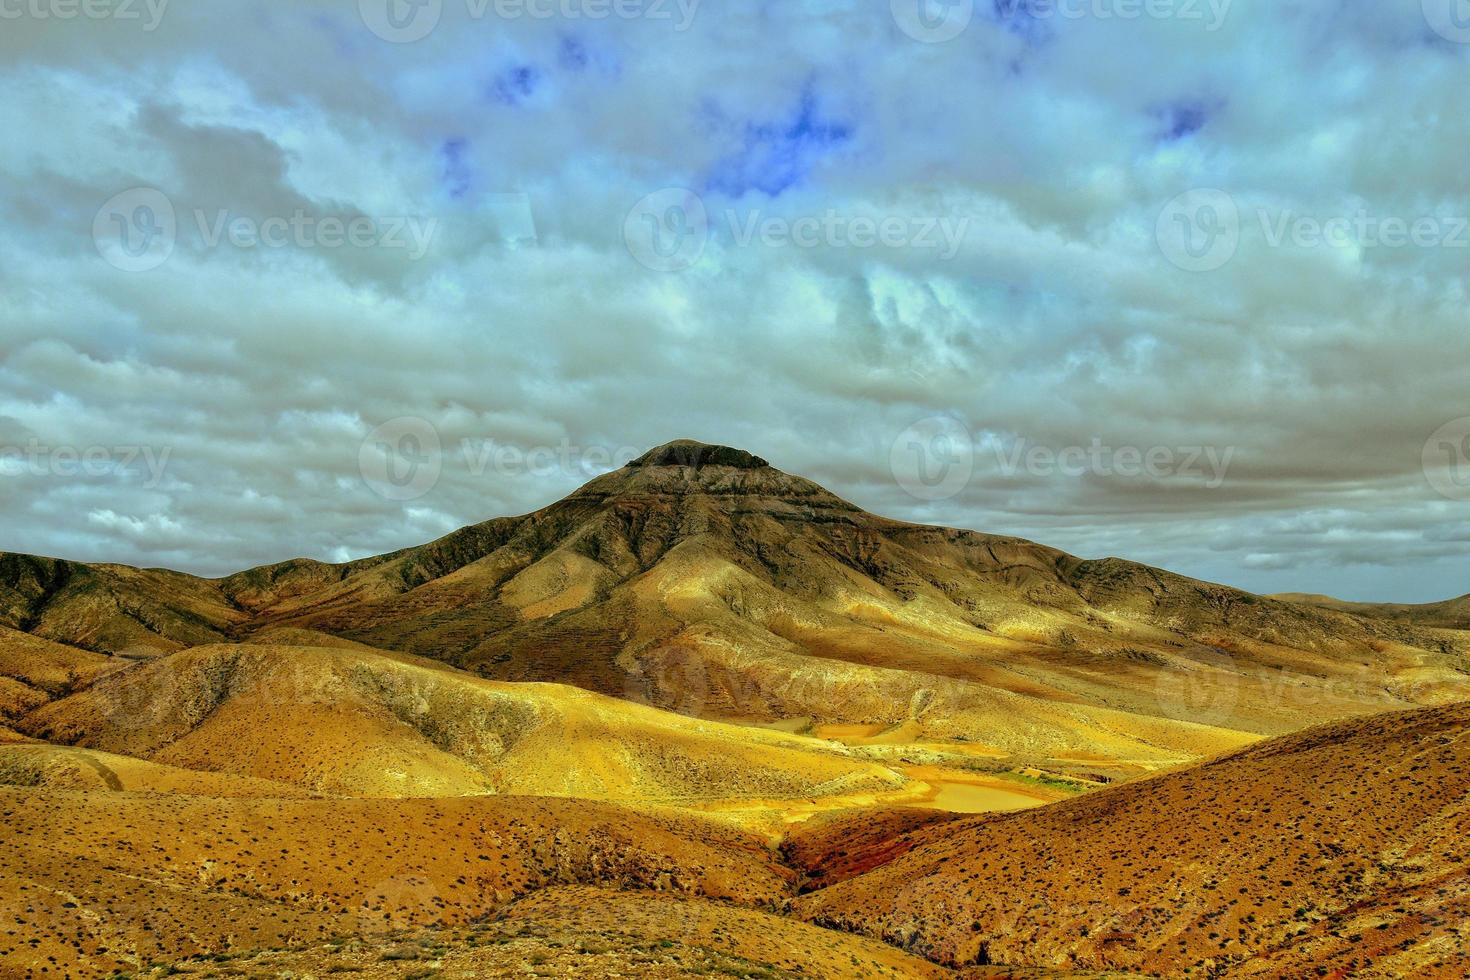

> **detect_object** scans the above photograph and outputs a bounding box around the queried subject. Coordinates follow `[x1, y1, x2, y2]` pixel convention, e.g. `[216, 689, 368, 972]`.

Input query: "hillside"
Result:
[793, 702, 1470, 978]
[1274, 592, 1470, 631]
[0, 789, 799, 978]
[143, 887, 958, 980]
[0, 626, 123, 723]
[17, 641, 905, 802]
[3, 440, 1466, 781]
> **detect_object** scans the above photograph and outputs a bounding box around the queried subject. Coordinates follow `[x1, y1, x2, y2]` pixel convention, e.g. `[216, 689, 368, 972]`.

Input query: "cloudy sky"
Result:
[2, 0, 1468, 601]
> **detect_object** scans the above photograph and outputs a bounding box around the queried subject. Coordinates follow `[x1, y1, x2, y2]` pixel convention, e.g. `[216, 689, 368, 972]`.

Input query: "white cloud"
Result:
[0, 0, 1466, 602]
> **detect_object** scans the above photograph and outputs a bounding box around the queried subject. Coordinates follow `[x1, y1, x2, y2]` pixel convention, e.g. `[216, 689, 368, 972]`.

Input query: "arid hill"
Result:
[3, 440, 1466, 778]
[155, 887, 958, 979]
[1274, 591, 1470, 630]
[793, 701, 1470, 978]
[0, 626, 122, 723]
[0, 789, 800, 978]
[17, 640, 903, 801]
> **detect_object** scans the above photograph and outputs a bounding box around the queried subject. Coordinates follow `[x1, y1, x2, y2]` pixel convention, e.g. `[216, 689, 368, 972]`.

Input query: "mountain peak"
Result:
[571, 438, 855, 513]
[627, 440, 770, 471]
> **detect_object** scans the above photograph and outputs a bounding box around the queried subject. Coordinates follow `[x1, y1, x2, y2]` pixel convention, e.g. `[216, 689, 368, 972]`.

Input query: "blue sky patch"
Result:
[440, 138, 473, 199]
[491, 64, 541, 106]
[704, 84, 855, 198]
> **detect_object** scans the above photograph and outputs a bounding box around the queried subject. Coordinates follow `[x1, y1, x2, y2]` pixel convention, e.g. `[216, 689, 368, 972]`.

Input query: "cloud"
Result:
[0, 0, 1467, 602]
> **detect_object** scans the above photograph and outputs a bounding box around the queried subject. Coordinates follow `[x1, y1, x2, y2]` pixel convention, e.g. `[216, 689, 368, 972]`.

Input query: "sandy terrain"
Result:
[795, 702, 1470, 978]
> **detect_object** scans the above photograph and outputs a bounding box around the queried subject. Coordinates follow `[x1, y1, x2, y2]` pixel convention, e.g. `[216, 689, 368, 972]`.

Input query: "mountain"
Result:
[1, 439, 1467, 979]
[3, 439, 1468, 780]
[1274, 591, 1470, 630]
[792, 701, 1470, 978]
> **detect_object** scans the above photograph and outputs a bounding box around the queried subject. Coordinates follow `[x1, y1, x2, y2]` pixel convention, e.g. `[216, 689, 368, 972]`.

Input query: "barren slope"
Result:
[1275, 592, 1470, 630]
[0, 553, 243, 654]
[17, 641, 906, 801]
[0, 627, 121, 722]
[0, 789, 795, 978]
[794, 702, 1470, 978]
[156, 886, 956, 979]
[0, 742, 310, 797]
